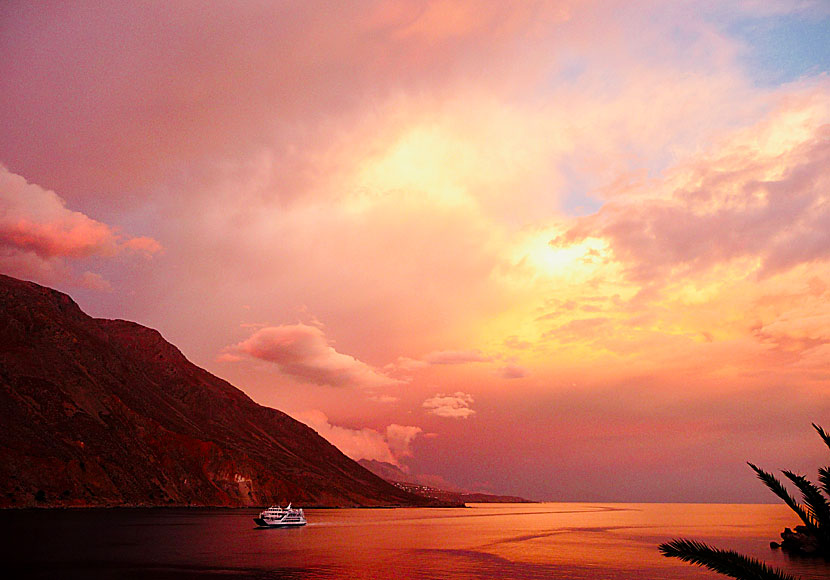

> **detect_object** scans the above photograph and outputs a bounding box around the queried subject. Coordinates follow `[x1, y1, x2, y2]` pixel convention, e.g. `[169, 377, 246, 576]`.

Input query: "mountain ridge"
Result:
[0, 274, 439, 508]
[358, 459, 534, 504]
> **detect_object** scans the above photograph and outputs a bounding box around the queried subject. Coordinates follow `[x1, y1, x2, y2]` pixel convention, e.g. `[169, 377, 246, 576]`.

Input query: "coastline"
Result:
[0, 501, 470, 510]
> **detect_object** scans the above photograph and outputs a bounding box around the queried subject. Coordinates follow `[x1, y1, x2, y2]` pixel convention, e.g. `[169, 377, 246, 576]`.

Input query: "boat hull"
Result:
[254, 517, 307, 528]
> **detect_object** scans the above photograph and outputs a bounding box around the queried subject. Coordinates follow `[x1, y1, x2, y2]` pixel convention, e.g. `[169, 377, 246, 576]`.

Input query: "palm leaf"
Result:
[748, 463, 814, 530]
[811, 425, 830, 497]
[813, 424, 830, 454]
[659, 538, 799, 580]
[819, 466, 830, 500]
[782, 470, 830, 531]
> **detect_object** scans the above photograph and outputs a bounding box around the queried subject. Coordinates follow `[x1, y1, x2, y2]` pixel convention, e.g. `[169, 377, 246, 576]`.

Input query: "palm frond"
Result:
[819, 466, 830, 499]
[813, 424, 830, 454]
[659, 538, 799, 580]
[748, 463, 814, 530]
[782, 470, 830, 532]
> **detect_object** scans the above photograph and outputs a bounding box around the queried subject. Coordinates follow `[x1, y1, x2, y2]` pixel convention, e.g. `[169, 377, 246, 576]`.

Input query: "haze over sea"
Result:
[3, 503, 826, 579]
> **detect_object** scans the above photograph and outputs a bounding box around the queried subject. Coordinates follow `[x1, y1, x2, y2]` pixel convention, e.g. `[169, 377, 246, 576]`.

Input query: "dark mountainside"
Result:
[359, 459, 534, 504]
[0, 274, 435, 508]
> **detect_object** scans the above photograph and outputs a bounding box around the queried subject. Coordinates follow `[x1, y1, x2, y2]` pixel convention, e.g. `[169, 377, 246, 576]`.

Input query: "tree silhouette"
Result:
[660, 423, 830, 579]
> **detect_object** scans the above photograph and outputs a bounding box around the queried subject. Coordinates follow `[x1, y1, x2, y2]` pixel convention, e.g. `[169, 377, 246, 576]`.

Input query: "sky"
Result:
[1, 0, 829, 502]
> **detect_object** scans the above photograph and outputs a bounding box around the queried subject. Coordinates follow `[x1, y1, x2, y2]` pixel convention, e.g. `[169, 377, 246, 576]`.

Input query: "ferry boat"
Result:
[253, 504, 307, 528]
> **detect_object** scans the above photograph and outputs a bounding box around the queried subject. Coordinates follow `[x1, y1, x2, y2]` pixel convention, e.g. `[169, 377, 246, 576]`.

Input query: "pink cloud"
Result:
[226, 324, 403, 389]
[0, 1, 575, 206]
[122, 236, 163, 256]
[0, 168, 118, 258]
[423, 392, 476, 419]
[296, 410, 421, 466]
[0, 166, 161, 285]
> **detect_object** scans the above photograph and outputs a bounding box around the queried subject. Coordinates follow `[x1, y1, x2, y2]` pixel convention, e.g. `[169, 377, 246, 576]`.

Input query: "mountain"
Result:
[358, 459, 534, 504]
[0, 274, 435, 508]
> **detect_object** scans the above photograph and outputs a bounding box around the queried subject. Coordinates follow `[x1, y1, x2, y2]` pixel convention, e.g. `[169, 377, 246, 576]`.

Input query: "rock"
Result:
[778, 526, 822, 556]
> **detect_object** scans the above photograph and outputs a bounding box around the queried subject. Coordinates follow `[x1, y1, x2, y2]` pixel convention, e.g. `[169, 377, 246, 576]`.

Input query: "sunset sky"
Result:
[2, 1, 829, 502]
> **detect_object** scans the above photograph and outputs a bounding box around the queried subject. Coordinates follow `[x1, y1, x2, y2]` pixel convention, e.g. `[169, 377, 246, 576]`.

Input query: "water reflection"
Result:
[1, 503, 826, 579]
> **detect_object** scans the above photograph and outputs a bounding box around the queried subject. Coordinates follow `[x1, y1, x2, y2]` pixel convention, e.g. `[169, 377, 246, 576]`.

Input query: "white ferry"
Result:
[253, 504, 307, 528]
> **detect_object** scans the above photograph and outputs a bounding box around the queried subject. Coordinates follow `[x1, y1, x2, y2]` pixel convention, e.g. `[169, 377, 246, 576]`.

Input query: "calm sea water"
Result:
[2, 503, 827, 579]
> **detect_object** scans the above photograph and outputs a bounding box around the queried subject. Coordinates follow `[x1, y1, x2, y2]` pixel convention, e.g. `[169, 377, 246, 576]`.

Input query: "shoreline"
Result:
[0, 502, 471, 511]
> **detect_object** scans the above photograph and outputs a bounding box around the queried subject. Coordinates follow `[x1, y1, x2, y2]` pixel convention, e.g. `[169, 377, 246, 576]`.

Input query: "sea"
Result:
[2, 503, 827, 579]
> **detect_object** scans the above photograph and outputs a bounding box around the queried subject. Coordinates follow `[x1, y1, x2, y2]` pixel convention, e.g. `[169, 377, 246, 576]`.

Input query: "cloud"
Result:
[78, 271, 112, 292]
[0, 166, 161, 285]
[385, 424, 423, 459]
[369, 394, 400, 404]
[389, 350, 493, 372]
[751, 277, 830, 358]
[422, 349, 493, 365]
[296, 410, 421, 466]
[734, 0, 830, 16]
[225, 324, 403, 389]
[0, 167, 115, 256]
[3, 1, 829, 503]
[499, 364, 529, 379]
[390, 357, 430, 371]
[423, 392, 476, 419]
[504, 336, 533, 350]
[0, 1, 577, 205]
[122, 236, 163, 255]
[555, 91, 830, 285]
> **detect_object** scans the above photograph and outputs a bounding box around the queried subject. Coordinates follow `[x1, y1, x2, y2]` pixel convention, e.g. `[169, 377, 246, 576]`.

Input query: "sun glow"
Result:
[538, 236, 605, 275]
[350, 125, 480, 213]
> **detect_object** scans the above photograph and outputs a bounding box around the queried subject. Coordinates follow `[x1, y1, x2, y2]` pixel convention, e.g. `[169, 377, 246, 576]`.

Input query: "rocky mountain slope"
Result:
[359, 459, 533, 504]
[0, 274, 430, 508]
